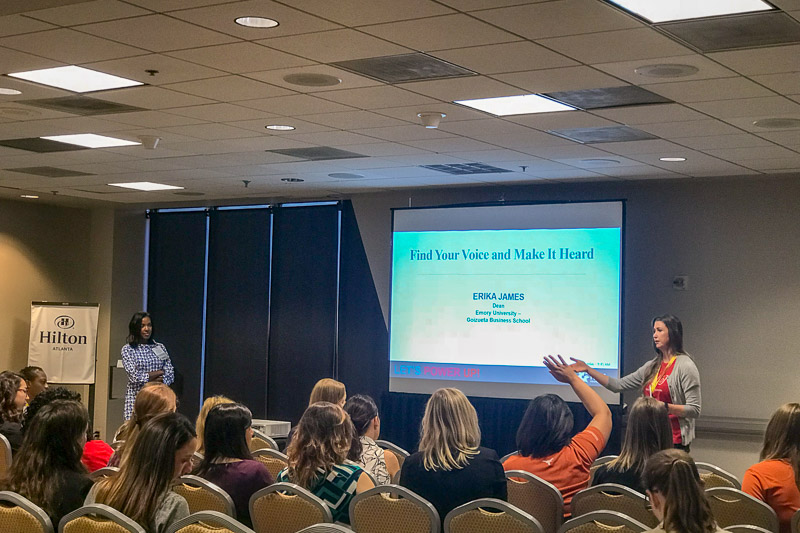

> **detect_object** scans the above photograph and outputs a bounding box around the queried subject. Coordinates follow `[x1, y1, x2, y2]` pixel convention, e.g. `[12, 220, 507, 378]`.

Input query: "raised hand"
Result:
[543, 354, 578, 384]
[569, 357, 591, 373]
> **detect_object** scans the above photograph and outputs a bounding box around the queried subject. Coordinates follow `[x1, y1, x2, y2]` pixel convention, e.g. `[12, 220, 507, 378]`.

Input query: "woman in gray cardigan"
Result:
[570, 315, 700, 451]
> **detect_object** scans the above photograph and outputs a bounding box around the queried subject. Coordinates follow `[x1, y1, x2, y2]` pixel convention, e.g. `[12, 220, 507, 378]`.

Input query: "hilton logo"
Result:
[55, 315, 75, 329]
[39, 314, 86, 346]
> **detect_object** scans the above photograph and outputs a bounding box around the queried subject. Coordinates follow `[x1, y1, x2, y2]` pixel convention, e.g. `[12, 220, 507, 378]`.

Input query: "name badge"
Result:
[152, 345, 168, 361]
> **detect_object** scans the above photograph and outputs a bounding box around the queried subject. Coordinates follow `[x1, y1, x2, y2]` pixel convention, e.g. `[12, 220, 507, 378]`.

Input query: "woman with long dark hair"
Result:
[121, 312, 175, 420]
[195, 403, 273, 527]
[643, 449, 722, 533]
[2, 399, 91, 526]
[742, 403, 800, 533]
[0, 370, 27, 451]
[86, 412, 196, 533]
[345, 394, 400, 485]
[571, 315, 701, 451]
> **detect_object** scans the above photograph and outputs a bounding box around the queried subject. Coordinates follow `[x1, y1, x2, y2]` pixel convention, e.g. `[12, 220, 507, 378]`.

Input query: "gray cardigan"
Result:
[606, 354, 701, 445]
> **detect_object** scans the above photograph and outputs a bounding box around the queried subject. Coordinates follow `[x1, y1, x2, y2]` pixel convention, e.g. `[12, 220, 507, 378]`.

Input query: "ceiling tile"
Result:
[281, 130, 383, 146]
[493, 66, 624, 93]
[237, 94, 357, 115]
[673, 134, 774, 151]
[169, 0, 341, 39]
[437, 0, 551, 11]
[757, 130, 800, 149]
[77, 14, 239, 52]
[287, 0, 454, 26]
[432, 42, 578, 75]
[644, 77, 774, 103]
[225, 117, 333, 135]
[92, 86, 215, 109]
[688, 97, 800, 119]
[738, 157, 800, 171]
[594, 139, 689, 155]
[26, 0, 151, 25]
[637, 119, 743, 138]
[0, 15, 56, 37]
[353, 124, 456, 142]
[359, 14, 519, 51]
[592, 54, 740, 85]
[751, 73, 800, 95]
[506, 111, 620, 131]
[538, 28, 691, 64]
[245, 65, 381, 93]
[473, 0, 641, 40]
[85, 54, 227, 85]
[102, 110, 208, 128]
[163, 76, 294, 102]
[400, 76, 520, 101]
[258, 29, 410, 63]
[165, 103, 277, 122]
[708, 45, 800, 76]
[315, 86, 438, 109]
[592, 103, 708, 124]
[703, 145, 799, 161]
[0, 28, 146, 63]
[436, 118, 534, 137]
[161, 123, 258, 140]
[375, 103, 489, 123]
[167, 42, 314, 74]
[299, 111, 410, 129]
[402, 137, 498, 153]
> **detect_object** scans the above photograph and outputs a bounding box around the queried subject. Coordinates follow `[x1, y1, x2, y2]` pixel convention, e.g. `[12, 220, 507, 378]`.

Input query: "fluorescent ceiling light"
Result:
[606, 0, 773, 23]
[454, 94, 575, 116]
[8, 65, 143, 93]
[0, 88, 22, 95]
[235, 16, 279, 28]
[20, 195, 39, 199]
[41, 134, 140, 148]
[266, 124, 295, 131]
[108, 182, 184, 191]
[660, 157, 686, 162]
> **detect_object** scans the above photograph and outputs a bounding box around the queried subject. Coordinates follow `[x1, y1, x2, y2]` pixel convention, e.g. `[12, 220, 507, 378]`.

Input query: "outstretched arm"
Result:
[569, 357, 611, 387]
[544, 355, 612, 441]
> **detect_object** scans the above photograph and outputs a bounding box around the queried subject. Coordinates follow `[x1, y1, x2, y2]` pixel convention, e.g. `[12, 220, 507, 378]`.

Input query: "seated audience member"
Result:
[19, 366, 48, 403]
[0, 371, 27, 452]
[742, 403, 800, 533]
[345, 394, 400, 485]
[400, 388, 507, 521]
[309, 378, 347, 407]
[22, 386, 114, 472]
[195, 395, 233, 455]
[504, 355, 612, 513]
[1, 399, 92, 526]
[194, 403, 273, 527]
[593, 396, 673, 493]
[110, 382, 177, 466]
[643, 449, 723, 533]
[278, 402, 373, 523]
[86, 412, 195, 533]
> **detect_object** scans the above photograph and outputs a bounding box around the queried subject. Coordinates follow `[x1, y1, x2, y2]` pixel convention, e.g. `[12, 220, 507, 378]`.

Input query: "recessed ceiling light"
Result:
[606, 0, 773, 23]
[281, 178, 304, 182]
[283, 73, 342, 87]
[634, 64, 700, 79]
[659, 157, 687, 162]
[108, 182, 184, 191]
[0, 88, 22, 95]
[455, 94, 575, 116]
[753, 118, 800, 129]
[266, 125, 295, 131]
[41, 134, 140, 149]
[20, 194, 39, 199]
[9, 65, 143, 93]
[234, 16, 279, 28]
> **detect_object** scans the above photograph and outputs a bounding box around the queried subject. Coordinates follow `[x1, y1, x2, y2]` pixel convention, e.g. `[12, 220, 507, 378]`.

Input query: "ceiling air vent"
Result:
[0, 138, 87, 153]
[421, 163, 513, 175]
[548, 126, 659, 144]
[9, 166, 94, 177]
[20, 96, 145, 116]
[266, 147, 368, 161]
[658, 12, 800, 52]
[332, 53, 476, 83]
[543, 86, 672, 110]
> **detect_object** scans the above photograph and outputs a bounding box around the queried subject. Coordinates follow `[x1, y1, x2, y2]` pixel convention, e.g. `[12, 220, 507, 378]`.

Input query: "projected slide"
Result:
[389, 202, 622, 402]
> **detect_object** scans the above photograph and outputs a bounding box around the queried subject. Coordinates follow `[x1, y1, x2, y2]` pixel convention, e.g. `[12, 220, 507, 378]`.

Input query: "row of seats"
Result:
[587, 455, 742, 489]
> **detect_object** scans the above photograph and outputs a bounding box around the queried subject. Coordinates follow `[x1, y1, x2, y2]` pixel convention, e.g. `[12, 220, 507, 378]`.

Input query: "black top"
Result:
[592, 463, 647, 494]
[400, 447, 507, 522]
[0, 421, 23, 453]
[47, 470, 93, 527]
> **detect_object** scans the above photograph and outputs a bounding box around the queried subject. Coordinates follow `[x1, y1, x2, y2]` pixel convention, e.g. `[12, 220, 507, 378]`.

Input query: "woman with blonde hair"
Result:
[643, 449, 721, 533]
[742, 403, 800, 533]
[110, 382, 176, 466]
[400, 388, 506, 520]
[277, 402, 373, 523]
[308, 378, 346, 406]
[195, 395, 233, 454]
[593, 396, 673, 493]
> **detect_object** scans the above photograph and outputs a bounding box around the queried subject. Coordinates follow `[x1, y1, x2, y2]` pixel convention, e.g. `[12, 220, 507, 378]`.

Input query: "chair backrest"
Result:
[110, 440, 124, 452]
[349, 484, 439, 533]
[298, 525, 355, 533]
[0, 491, 54, 533]
[59, 504, 146, 533]
[505, 470, 564, 533]
[374, 441, 409, 470]
[90, 466, 120, 481]
[558, 511, 648, 533]
[726, 525, 774, 533]
[0, 433, 12, 477]
[588, 456, 618, 487]
[571, 484, 657, 528]
[173, 475, 236, 517]
[249, 430, 278, 452]
[166, 511, 255, 533]
[706, 487, 779, 533]
[249, 482, 332, 533]
[501, 451, 519, 464]
[444, 498, 544, 533]
[191, 452, 204, 470]
[695, 462, 741, 489]
[252, 449, 289, 480]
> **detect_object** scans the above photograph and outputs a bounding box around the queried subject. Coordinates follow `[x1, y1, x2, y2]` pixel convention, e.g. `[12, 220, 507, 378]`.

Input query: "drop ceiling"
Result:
[0, 0, 799, 205]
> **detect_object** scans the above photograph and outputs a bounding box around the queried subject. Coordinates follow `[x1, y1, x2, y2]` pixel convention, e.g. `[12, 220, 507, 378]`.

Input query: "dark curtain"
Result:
[205, 208, 271, 417]
[147, 211, 207, 421]
[337, 200, 389, 406]
[267, 205, 339, 424]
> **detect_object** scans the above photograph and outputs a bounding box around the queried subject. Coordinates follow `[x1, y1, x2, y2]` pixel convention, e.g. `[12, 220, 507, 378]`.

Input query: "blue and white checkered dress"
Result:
[121, 341, 175, 419]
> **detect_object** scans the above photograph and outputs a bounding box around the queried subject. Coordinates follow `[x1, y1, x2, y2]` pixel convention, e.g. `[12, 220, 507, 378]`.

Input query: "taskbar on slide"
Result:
[390, 360, 618, 386]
